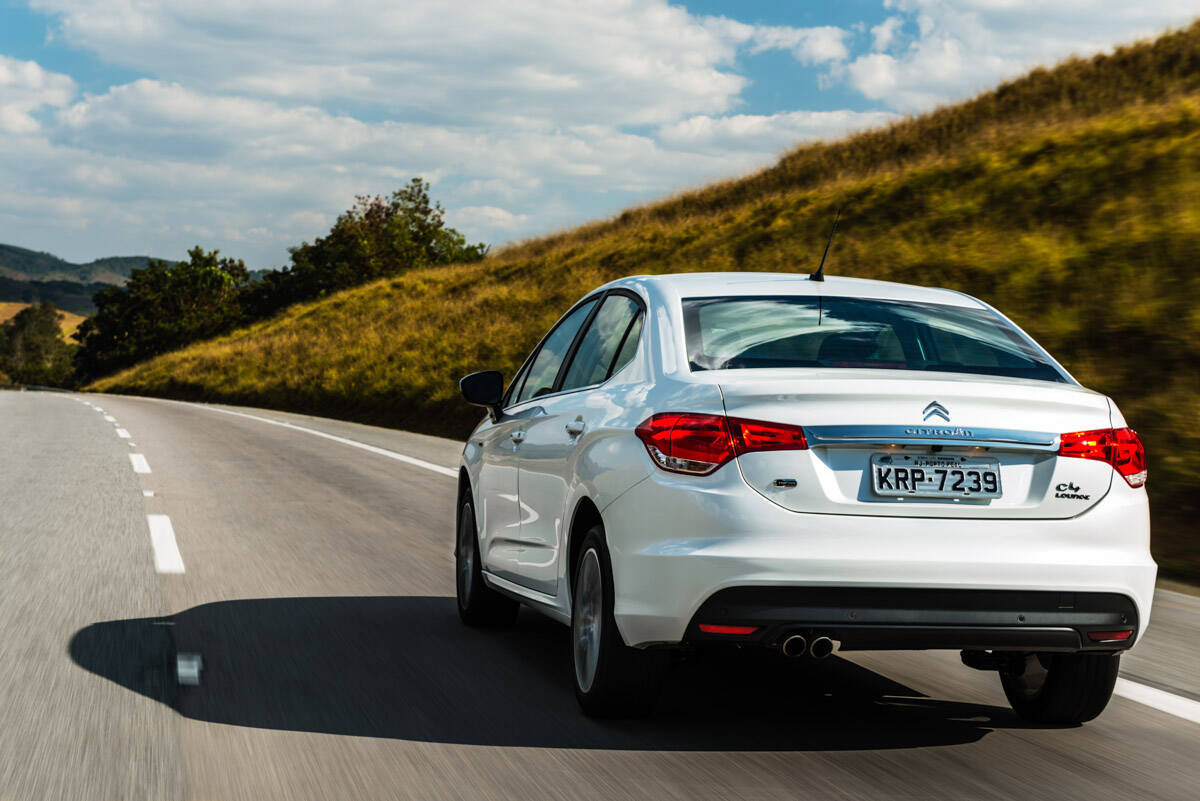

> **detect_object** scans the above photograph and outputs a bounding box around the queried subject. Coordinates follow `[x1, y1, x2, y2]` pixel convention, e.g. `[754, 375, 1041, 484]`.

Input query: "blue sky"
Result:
[2, 1, 1199, 268]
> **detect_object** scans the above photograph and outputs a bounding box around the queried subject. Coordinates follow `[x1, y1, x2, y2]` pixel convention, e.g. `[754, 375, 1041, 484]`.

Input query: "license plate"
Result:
[870, 453, 1002, 499]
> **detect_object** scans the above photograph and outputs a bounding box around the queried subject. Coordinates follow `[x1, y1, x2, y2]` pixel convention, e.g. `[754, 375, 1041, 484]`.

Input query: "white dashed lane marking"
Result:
[146, 515, 184, 574]
[129, 454, 151, 474]
[116, 429, 131, 438]
[103, 415, 116, 422]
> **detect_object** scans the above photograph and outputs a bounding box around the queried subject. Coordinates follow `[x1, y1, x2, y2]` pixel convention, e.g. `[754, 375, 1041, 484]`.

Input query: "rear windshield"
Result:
[683, 295, 1067, 383]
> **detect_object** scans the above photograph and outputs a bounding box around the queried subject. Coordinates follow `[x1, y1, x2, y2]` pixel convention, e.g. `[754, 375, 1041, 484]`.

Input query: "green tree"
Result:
[244, 178, 488, 318]
[74, 247, 249, 380]
[0, 302, 76, 387]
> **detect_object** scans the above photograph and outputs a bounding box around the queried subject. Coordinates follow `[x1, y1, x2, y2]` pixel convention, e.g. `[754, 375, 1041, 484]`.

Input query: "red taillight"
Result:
[727, 417, 808, 454]
[635, 413, 807, 475]
[698, 624, 760, 635]
[634, 413, 735, 475]
[1058, 427, 1147, 488]
[1087, 629, 1133, 643]
[1110, 428, 1148, 487]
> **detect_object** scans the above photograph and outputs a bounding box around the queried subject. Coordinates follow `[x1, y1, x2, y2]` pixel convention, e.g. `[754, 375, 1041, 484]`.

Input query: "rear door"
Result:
[515, 292, 643, 594]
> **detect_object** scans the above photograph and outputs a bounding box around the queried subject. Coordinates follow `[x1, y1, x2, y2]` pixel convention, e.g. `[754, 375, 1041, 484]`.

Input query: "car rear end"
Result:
[603, 276, 1156, 657]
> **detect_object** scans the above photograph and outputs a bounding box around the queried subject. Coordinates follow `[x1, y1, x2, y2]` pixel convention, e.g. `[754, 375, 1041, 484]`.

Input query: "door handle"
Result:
[565, 418, 586, 437]
[510, 430, 526, 444]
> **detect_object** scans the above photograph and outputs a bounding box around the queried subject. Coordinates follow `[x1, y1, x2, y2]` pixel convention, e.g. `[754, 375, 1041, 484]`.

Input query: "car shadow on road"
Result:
[69, 595, 1024, 751]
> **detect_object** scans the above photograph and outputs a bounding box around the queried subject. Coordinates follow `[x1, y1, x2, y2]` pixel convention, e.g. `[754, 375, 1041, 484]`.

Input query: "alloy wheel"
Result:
[573, 548, 603, 693]
[457, 506, 475, 607]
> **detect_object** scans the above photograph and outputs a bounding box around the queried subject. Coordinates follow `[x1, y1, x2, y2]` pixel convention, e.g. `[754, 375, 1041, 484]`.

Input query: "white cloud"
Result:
[705, 17, 851, 65]
[850, 0, 1200, 112]
[31, 0, 755, 126]
[871, 17, 904, 51]
[747, 25, 851, 64]
[658, 109, 896, 155]
[0, 54, 74, 134]
[452, 206, 531, 233]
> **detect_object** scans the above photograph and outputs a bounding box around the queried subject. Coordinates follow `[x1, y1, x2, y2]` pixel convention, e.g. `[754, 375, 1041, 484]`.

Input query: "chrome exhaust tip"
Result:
[780, 634, 808, 658]
[809, 636, 835, 659]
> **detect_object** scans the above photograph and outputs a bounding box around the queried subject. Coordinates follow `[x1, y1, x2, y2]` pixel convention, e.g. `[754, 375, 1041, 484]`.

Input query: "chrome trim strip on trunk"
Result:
[804, 425, 1059, 452]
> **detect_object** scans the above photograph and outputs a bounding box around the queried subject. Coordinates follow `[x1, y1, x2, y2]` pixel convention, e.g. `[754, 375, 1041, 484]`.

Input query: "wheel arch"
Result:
[455, 467, 472, 557]
[567, 495, 604, 592]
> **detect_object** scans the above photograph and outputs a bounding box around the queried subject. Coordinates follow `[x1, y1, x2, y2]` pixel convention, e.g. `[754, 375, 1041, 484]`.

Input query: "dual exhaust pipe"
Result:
[780, 633, 835, 659]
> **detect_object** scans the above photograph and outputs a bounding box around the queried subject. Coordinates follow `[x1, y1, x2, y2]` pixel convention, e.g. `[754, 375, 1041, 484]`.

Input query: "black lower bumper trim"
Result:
[688, 587, 1138, 653]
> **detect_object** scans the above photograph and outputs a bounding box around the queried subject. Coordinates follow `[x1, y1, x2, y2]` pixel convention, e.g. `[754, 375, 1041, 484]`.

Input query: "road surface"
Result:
[1, 389, 1197, 800]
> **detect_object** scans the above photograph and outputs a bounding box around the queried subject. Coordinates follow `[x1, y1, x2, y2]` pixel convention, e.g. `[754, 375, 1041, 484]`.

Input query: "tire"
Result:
[571, 526, 668, 717]
[1000, 652, 1121, 724]
[456, 496, 519, 627]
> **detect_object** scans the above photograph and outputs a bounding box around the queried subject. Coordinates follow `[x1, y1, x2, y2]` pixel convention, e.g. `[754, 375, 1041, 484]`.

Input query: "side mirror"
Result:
[460, 370, 504, 421]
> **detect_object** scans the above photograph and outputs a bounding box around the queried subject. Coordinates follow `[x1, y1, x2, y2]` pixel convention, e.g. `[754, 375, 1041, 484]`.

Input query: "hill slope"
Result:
[93, 22, 1200, 579]
[0, 302, 86, 338]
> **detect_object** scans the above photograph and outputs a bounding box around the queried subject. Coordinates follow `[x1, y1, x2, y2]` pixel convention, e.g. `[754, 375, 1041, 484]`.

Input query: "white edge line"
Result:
[147, 514, 185, 574]
[129, 453, 151, 474]
[1115, 678, 1200, 725]
[201, 405, 457, 478]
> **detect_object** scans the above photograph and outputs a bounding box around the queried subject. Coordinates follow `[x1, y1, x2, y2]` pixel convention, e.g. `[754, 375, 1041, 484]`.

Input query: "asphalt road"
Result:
[2, 389, 1198, 801]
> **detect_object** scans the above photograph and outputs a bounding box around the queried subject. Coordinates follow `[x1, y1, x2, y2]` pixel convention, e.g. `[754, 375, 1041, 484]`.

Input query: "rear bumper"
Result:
[686, 587, 1139, 652]
[601, 465, 1156, 648]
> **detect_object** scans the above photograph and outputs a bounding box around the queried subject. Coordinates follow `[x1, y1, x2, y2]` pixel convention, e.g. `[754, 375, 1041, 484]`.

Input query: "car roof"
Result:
[606, 272, 986, 309]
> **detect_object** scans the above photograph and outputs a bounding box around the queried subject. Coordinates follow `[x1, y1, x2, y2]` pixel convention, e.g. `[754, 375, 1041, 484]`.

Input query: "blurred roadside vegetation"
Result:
[0, 302, 77, 387]
[93, 23, 1200, 580]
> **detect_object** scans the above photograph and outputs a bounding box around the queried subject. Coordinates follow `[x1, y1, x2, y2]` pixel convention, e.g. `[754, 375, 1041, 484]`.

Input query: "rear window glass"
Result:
[682, 295, 1066, 383]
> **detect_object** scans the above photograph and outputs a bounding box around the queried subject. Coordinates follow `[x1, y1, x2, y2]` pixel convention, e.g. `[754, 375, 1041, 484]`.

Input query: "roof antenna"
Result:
[810, 206, 843, 282]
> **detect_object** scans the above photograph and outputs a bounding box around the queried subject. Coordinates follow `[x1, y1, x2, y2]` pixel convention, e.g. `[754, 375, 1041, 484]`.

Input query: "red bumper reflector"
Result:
[1087, 629, 1133, 642]
[698, 624, 759, 635]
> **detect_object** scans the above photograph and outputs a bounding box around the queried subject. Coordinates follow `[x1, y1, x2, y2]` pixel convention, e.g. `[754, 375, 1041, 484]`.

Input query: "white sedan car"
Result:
[455, 272, 1155, 723]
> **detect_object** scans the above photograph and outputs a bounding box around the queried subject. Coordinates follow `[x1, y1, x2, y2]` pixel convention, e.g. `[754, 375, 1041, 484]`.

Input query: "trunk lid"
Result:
[718, 369, 1114, 519]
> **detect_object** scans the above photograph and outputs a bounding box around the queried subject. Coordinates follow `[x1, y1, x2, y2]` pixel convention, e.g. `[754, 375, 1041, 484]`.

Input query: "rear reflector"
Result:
[635, 413, 807, 476]
[1087, 629, 1133, 643]
[698, 624, 760, 635]
[1059, 427, 1147, 488]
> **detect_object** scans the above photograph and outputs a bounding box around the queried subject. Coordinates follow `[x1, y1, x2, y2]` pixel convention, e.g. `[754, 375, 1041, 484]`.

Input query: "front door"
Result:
[473, 416, 525, 584]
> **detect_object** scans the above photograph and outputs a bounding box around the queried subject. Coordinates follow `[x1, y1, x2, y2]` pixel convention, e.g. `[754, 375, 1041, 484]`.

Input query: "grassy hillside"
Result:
[95, 22, 1200, 579]
[0, 302, 86, 338]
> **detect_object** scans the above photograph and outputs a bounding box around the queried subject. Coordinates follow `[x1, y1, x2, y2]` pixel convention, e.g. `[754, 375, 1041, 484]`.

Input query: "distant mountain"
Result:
[0, 243, 174, 316]
[0, 243, 159, 286]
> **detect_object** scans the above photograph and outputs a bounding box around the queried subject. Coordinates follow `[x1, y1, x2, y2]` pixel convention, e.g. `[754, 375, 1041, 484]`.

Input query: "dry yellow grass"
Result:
[95, 21, 1200, 579]
[0, 302, 86, 339]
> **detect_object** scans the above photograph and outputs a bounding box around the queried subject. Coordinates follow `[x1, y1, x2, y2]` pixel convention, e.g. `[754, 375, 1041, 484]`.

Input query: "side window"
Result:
[607, 312, 643, 378]
[560, 295, 641, 392]
[514, 299, 598, 404]
[503, 360, 531, 408]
